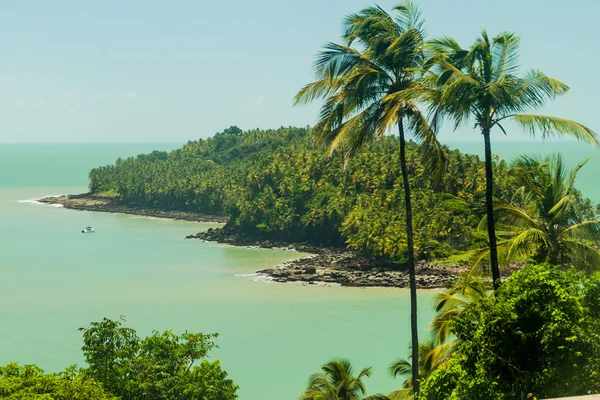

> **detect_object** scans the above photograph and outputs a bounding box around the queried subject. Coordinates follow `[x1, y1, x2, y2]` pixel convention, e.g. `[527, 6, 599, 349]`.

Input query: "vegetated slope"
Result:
[87, 126, 590, 263]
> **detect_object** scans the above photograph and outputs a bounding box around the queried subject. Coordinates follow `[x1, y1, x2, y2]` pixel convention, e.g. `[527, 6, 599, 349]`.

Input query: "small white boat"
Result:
[82, 226, 95, 233]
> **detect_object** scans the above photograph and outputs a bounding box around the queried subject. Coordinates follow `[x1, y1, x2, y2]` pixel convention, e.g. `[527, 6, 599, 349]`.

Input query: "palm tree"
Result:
[423, 31, 598, 290]
[295, 2, 444, 393]
[301, 359, 387, 400]
[388, 339, 453, 399]
[491, 153, 600, 269]
[429, 273, 489, 346]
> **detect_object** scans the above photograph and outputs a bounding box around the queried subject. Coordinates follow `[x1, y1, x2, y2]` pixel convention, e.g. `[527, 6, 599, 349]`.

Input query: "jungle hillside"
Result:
[88, 125, 598, 266]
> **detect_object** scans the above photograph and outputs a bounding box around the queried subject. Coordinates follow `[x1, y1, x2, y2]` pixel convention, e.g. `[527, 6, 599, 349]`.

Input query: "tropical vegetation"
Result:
[301, 264, 600, 400]
[0, 363, 114, 400]
[89, 126, 516, 262]
[294, 1, 599, 398]
[421, 30, 598, 289]
[492, 153, 600, 269]
[0, 318, 237, 400]
[419, 264, 600, 399]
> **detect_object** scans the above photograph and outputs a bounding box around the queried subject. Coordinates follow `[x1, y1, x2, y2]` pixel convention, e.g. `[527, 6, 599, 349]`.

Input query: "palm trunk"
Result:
[398, 118, 420, 395]
[482, 128, 501, 290]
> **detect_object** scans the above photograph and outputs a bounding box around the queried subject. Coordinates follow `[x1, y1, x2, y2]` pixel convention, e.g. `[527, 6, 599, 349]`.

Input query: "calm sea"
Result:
[0, 143, 440, 399]
[0, 141, 597, 399]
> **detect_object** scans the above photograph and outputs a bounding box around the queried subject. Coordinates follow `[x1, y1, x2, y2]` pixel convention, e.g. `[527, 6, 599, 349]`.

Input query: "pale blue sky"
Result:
[0, 0, 596, 143]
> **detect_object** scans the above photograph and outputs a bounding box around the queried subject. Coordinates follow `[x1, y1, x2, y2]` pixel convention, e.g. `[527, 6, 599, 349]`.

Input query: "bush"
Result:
[420, 264, 600, 399]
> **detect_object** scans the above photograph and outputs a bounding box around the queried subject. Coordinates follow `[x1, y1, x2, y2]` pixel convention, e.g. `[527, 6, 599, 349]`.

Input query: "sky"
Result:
[0, 0, 597, 143]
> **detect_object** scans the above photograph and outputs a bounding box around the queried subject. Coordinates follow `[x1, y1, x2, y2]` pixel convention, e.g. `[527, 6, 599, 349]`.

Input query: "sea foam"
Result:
[17, 196, 64, 208]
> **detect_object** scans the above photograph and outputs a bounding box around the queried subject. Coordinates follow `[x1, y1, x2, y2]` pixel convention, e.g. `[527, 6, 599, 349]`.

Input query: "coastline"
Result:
[38, 193, 468, 289]
[38, 193, 228, 223]
[187, 229, 465, 289]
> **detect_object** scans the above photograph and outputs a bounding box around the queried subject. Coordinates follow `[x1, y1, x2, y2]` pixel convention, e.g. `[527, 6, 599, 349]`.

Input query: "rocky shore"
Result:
[38, 193, 228, 223]
[39, 193, 472, 289]
[257, 256, 466, 289]
[187, 228, 468, 288]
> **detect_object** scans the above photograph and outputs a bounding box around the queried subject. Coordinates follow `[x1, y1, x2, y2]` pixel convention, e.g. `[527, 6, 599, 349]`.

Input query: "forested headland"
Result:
[88, 125, 597, 266]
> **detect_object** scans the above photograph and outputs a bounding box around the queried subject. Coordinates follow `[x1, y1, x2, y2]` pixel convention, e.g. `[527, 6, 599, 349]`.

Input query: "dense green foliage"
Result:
[79, 318, 238, 400]
[88, 126, 520, 262]
[493, 154, 600, 269]
[419, 264, 600, 399]
[0, 319, 237, 400]
[0, 363, 113, 400]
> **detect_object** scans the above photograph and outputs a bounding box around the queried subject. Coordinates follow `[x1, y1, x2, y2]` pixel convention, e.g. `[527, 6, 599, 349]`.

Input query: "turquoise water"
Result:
[1, 141, 597, 399]
[0, 143, 437, 399]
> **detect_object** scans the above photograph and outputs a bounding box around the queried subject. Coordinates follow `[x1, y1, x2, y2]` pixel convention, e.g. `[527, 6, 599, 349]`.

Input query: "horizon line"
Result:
[0, 139, 590, 145]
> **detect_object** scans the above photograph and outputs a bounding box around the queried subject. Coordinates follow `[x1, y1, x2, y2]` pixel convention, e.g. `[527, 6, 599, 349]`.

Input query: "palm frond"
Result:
[427, 36, 464, 56]
[393, 0, 425, 33]
[562, 220, 600, 242]
[560, 239, 600, 268]
[510, 69, 570, 110]
[389, 358, 412, 378]
[438, 74, 481, 128]
[505, 227, 550, 260]
[564, 157, 589, 194]
[314, 43, 366, 81]
[343, 5, 396, 46]
[547, 193, 574, 217]
[491, 31, 520, 80]
[405, 105, 446, 183]
[386, 27, 424, 71]
[294, 78, 345, 105]
[385, 388, 412, 400]
[493, 198, 542, 231]
[422, 340, 455, 372]
[511, 114, 599, 146]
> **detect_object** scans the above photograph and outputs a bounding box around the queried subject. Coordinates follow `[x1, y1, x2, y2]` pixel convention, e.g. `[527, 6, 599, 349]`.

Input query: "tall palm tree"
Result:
[423, 31, 598, 290]
[295, 2, 444, 393]
[301, 359, 387, 400]
[491, 153, 600, 268]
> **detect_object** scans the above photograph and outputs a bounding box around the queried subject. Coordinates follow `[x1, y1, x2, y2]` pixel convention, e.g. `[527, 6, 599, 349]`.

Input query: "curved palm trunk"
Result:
[398, 118, 420, 395]
[482, 128, 501, 290]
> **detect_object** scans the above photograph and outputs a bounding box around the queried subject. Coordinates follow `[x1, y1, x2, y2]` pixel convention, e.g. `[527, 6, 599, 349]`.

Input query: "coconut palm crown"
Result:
[422, 30, 598, 289]
[491, 154, 600, 269]
[301, 359, 388, 400]
[295, 2, 445, 394]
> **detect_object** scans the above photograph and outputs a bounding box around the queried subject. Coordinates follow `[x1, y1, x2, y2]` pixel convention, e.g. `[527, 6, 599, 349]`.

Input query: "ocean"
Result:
[0, 140, 597, 399]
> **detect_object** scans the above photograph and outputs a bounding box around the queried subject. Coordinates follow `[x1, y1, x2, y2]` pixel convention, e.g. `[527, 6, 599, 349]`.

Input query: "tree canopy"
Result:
[89, 126, 544, 263]
[0, 318, 237, 400]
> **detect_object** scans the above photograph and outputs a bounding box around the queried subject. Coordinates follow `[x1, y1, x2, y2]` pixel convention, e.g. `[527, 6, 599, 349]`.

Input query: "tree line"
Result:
[89, 125, 552, 262]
